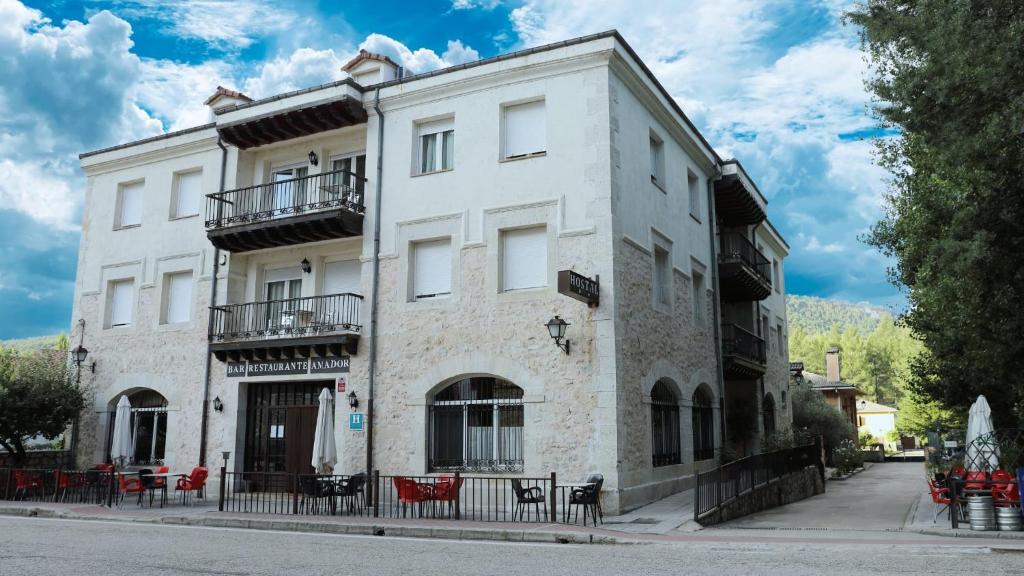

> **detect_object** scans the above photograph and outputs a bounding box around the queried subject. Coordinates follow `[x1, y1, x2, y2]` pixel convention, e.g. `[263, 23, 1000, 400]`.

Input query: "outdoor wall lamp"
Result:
[213, 396, 224, 412]
[71, 345, 95, 373]
[544, 316, 570, 355]
[301, 258, 312, 274]
[221, 451, 231, 469]
[348, 391, 359, 410]
[308, 150, 319, 166]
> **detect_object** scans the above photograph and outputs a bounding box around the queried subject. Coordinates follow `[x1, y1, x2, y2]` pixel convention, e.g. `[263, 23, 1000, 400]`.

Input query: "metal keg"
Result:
[968, 495, 997, 531]
[996, 506, 1022, 531]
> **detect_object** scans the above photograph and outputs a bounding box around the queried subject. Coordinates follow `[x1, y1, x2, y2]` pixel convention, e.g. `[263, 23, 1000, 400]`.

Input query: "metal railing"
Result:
[209, 293, 362, 343]
[718, 232, 772, 286]
[205, 169, 365, 230]
[1, 467, 115, 506]
[721, 323, 767, 365]
[694, 440, 822, 521]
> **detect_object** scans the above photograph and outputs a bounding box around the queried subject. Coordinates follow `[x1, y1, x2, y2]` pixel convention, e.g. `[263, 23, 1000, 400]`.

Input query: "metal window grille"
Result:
[651, 381, 681, 467]
[428, 378, 524, 473]
[692, 388, 715, 461]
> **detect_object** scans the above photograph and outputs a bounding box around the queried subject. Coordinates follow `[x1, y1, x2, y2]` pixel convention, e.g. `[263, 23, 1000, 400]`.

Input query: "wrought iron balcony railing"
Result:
[721, 323, 767, 365]
[209, 293, 362, 343]
[718, 232, 772, 287]
[205, 169, 365, 230]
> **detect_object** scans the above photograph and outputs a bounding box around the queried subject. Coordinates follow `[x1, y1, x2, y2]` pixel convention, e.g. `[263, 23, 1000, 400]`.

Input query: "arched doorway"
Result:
[651, 380, 681, 467]
[428, 376, 524, 473]
[106, 389, 168, 465]
[692, 385, 715, 461]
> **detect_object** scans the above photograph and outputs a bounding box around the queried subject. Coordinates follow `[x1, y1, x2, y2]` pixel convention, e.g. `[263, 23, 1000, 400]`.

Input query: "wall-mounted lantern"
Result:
[544, 316, 570, 355]
[301, 258, 312, 274]
[308, 150, 319, 166]
[347, 391, 359, 410]
[213, 396, 224, 412]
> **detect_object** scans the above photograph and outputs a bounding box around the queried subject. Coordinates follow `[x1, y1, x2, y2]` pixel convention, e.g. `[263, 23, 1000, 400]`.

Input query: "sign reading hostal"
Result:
[557, 270, 599, 307]
[227, 356, 351, 378]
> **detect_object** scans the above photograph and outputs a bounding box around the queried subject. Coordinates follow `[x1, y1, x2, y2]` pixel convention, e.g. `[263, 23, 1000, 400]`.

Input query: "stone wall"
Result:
[698, 466, 825, 526]
[0, 450, 74, 469]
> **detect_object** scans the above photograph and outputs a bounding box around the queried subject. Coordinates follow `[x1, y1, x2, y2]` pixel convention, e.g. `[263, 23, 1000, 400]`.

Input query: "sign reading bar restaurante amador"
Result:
[227, 356, 350, 378]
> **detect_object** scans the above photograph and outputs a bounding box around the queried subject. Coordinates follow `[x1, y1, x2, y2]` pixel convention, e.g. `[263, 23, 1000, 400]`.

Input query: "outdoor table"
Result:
[133, 472, 187, 508]
[561, 482, 595, 522]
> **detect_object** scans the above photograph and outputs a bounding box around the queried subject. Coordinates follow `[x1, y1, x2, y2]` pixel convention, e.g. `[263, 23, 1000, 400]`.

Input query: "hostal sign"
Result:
[557, 270, 599, 307]
[227, 356, 350, 378]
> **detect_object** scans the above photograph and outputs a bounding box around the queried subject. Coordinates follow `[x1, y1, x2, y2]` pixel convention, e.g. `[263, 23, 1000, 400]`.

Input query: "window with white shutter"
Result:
[324, 260, 361, 295]
[118, 182, 143, 228]
[650, 133, 665, 189]
[109, 280, 134, 327]
[502, 100, 546, 159]
[413, 239, 452, 300]
[416, 118, 454, 174]
[164, 272, 193, 324]
[688, 170, 701, 219]
[502, 227, 547, 291]
[173, 171, 202, 219]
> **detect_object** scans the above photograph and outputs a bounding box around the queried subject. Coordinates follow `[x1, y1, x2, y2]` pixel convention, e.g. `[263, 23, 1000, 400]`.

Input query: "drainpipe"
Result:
[366, 88, 384, 478]
[706, 163, 727, 457]
[199, 136, 229, 467]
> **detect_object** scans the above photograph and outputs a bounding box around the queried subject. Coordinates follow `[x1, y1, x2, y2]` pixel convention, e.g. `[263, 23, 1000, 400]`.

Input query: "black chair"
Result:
[298, 475, 336, 515]
[567, 474, 604, 526]
[337, 473, 366, 515]
[511, 479, 547, 522]
[137, 469, 157, 507]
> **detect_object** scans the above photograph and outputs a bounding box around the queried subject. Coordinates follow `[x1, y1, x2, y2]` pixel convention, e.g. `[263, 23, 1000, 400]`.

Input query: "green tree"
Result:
[896, 393, 964, 438]
[791, 384, 854, 457]
[0, 349, 85, 464]
[848, 1, 1024, 427]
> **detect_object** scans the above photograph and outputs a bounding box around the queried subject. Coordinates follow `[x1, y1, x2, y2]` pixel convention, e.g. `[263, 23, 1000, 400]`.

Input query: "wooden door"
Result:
[285, 407, 318, 476]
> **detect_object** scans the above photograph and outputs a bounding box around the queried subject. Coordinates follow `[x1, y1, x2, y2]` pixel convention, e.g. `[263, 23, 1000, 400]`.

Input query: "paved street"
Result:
[720, 462, 922, 531]
[2, 515, 1024, 576]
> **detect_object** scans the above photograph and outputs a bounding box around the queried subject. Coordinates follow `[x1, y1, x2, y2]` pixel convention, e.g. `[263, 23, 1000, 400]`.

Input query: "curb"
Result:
[0, 507, 623, 545]
[914, 527, 1024, 541]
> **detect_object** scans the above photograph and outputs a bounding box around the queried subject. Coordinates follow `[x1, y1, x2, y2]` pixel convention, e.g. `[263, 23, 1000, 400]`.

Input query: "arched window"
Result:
[651, 381, 681, 467]
[692, 385, 715, 461]
[428, 377, 524, 473]
[107, 389, 169, 465]
[763, 393, 776, 436]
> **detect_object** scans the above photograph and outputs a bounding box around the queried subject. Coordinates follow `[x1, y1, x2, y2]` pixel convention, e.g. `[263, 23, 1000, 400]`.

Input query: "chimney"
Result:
[825, 347, 841, 383]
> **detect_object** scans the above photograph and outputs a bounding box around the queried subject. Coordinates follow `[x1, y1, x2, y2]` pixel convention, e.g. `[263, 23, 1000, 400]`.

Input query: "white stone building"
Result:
[73, 31, 790, 513]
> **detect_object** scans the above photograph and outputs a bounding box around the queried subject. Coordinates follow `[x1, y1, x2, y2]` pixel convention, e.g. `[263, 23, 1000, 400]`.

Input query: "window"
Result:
[331, 155, 367, 200]
[502, 100, 545, 159]
[763, 394, 776, 435]
[688, 170, 701, 219]
[163, 272, 193, 324]
[502, 227, 547, 291]
[428, 377, 524, 473]
[413, 239, 452, 300]
[117, 181, 143, 228]
[108, 280, 134, 328]
[172, 171, 202, 219]
[691, 270, 705, 326]
[324, 260, 361, 295]
[654, 246, 671, 306]
[692, 386, 715, 461]
[651, 381, 681, 467]
[263, 267, 303, 333]
[107, 389, 167, 465]
[270, 166, 308, 214]
[772, 259, 781, 293]
[777, 321, 786, 358]
[417, 119, 454, 174]
[649, 132, 665, 188]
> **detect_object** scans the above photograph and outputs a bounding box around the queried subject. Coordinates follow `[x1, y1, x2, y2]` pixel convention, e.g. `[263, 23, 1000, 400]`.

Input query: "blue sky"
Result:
[0, 0, 900, 339]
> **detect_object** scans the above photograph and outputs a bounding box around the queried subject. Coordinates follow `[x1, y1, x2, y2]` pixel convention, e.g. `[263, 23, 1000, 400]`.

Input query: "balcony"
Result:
[715, 161, 766, 226]
[718, 232, 772, 302]
[209, 293, 362, 362]
[721, 323, 767, 380]
[205, 169, 365, 253]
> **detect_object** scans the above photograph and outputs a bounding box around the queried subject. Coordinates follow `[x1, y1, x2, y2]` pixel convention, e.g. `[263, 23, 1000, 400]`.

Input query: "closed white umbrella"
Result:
[965, 395, 999, 472]
[311, 388, 337, 474]
[110, 395, 133, 468]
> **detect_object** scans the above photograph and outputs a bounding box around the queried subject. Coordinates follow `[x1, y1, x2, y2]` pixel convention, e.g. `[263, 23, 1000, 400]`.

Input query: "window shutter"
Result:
[120, 182, 143, 227]
[175, 172, 202, 218]
[414, 239, 452, 298]
[503, 100, 545, 158]
[110, 281, 134, 326]
[502, 227, 547, 291]
[265, 266, 303, 284]
[166, 273, 193, 324]
[324, 260, 361, 295]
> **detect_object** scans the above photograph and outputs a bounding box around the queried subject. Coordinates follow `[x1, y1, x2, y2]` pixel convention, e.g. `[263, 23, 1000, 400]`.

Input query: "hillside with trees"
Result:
[787, 295, 889, 334]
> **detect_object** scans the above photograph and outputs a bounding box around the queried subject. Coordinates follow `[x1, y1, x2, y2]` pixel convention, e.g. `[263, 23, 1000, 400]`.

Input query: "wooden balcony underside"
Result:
[211, 334, 358, 363]
[207, 209, 363, 252]
[218, 98, 367, 149]
[714, 174, 766, 226]
[718, 260, 772, 302]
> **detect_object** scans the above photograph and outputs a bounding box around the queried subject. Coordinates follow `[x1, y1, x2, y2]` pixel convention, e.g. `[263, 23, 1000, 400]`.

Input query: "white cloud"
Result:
[452, 0, 502, 9]
[242, 48, 347, 99]
[442, 40, 480, 65]
[0, 160, 76, 230]
[358, 33, 480, 74]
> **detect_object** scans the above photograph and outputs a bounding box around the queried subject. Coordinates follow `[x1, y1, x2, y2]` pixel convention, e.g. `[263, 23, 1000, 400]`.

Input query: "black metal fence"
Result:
[209, 293, 362, 342]
[205, 169, 365, 230]
[1, 467, 116, 506]
[218, 469, 605, 525]
[694, 441, 823, 521]
[720, 323, 767, 364]
[718, 232, 772, 286]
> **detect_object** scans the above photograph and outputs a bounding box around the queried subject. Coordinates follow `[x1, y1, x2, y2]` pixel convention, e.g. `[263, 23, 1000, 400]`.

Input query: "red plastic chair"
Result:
[992, 470, 1019, 506]
[54, 470, 85, 502]
[13, 470, 43, 501]
[149, 466, 170, 507]
[392, 477, 432, 518]
[928, 480, 957, 523]
[431, 474, 464, 518]
[951, 466, 967, 478]
[117, 473, 145, 507]
[964, 470, 988, 492]
[175, 467, 208, 505]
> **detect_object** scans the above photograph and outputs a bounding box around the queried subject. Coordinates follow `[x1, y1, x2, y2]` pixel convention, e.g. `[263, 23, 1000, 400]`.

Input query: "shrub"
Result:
[859, 429, 879, 447]
[832, 439, 864, 476]
[761, 428, 796, 453]
[791, 385, 854, 458]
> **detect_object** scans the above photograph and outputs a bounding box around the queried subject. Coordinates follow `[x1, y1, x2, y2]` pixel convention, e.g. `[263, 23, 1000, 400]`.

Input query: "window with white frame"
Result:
[649, 131, 665, 188]
[502, 100, 545, 159]
[417, 118, 454, 174]
[413, 239, 452, 300]
[117, 181, 143, 228]
[654, 246, 671, 306]
[331, 154, 367, 200]
[172, 170, 202, 219]
[108, 279, 134, 327]
[691, 270, 705, 326]
[688, 170, 701, 219]
[502, 226, 547, 291]
[163, 272, 193, 325]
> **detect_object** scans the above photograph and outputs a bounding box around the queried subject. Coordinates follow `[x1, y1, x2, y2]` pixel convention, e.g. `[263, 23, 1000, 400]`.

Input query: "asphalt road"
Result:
[2, 516, 1024, 576]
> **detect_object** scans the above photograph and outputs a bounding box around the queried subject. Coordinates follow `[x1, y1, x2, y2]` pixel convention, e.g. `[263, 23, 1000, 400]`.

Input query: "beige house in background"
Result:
[857, 399, 898, 447]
